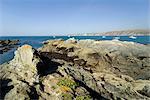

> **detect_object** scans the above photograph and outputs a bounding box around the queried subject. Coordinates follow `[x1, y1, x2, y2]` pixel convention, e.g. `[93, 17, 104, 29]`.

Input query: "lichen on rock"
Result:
[0, 39, 150, 100]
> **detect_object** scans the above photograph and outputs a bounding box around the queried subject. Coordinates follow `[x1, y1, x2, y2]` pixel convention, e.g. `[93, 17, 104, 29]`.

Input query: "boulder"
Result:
[0, 45, 39, 99]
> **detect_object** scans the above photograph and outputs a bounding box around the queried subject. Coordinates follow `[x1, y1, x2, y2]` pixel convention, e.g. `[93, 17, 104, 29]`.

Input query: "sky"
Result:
[0, 0, 149, 36]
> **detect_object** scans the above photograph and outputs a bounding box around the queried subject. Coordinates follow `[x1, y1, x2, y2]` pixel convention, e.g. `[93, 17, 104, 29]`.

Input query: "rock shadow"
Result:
[0, 79, 14, 99]
[34, 51, 62, 77]
[74, 79, 108, 100]
[27, 86, 39, 99]
[40, 52, 78, 62]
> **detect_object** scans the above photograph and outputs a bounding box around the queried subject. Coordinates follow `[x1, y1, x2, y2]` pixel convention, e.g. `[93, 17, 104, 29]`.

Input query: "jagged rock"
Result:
[12, 45, 34, 65]
[0, 40, 20, 54]
[93, 72, 150, 99]
[4, 82, 30, 100]
[75, 86, 90, 96]
[40, 39, 150, 79]
[139, 85, 150, 97]
[39, 39, 150, 99]
[0, 40, 19, 46]
[0, 39, 150, 100]
[60, 65, 149, 99]
[0, 45, 40, 99]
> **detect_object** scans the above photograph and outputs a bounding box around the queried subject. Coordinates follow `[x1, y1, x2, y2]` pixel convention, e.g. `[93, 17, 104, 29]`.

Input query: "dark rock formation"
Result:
[0, 40, 20, 54]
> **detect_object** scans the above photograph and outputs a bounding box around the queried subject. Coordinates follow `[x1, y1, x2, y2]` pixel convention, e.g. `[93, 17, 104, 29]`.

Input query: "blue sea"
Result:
[0, 36, 150, 64]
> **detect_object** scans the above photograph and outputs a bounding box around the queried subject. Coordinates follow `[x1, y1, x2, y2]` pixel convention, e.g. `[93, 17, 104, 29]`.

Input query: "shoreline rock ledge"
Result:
[0, 39, 150, 100]
[0, 40, 20, 54]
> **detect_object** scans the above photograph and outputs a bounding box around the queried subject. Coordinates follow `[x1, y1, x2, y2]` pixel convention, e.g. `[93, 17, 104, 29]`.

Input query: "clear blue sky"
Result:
[0, 0, 149, 36]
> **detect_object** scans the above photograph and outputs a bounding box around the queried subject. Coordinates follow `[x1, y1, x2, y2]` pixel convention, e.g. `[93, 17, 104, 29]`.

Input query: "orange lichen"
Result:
[60, 86, 72, 92]
[22, 45, 32, 49]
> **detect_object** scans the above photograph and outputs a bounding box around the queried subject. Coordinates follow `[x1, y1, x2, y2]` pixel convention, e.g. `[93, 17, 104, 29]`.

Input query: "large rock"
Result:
[40, 39, 150, 80]
[39, 39, 150, 99]
[0, 45, 39, 99]
[60, 66, 150, 100]
[12, 45, 35, 65]
[0, 39, 150, 100]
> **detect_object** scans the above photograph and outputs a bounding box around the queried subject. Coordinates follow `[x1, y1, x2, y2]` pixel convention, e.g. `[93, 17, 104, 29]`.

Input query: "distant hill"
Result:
[69, 29, 150, 36]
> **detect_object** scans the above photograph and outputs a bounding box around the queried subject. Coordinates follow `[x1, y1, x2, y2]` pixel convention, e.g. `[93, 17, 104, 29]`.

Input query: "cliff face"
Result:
[0, 39, 150, 100]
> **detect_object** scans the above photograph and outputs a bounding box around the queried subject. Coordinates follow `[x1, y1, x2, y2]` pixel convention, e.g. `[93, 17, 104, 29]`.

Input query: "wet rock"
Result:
[0, 40, 20, 54]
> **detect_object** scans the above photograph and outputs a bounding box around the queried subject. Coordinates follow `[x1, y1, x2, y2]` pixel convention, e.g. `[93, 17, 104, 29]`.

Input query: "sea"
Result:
[0, 36, 150, 64]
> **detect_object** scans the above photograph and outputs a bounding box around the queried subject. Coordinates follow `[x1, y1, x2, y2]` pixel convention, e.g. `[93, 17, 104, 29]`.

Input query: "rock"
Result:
[13, 45, 33, 63]
[75, 86, 89, 96]
[0, 40, 20, 54]
[65, 37, 77, 43]
[132, 80, 150, 97]
[0, 39, 150, 100]
[140, 85, 150, 97]
[0, 45, 40, 99]
[40, 39, 150, 79]
[39, 39, 150, 99]
[62, 66, 148, 99]
[4, 82, 30, 100]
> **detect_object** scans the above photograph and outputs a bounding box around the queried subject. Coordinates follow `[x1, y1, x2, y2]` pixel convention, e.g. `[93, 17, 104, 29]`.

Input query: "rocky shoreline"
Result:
[0, 40, 20, 54]
[0, 38, 150, 100]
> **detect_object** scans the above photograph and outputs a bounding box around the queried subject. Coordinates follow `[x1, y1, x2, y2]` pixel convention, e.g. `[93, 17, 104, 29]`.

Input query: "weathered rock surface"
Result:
[0, 40, 20, 54]
[40, 39, 150, 80]
[0, 45, 39, 99]
[0, 39, 150, 100]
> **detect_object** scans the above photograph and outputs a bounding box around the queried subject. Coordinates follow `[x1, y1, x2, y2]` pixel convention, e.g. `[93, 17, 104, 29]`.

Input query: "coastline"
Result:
[0, 38, 150, 99]
[0, 36, 150, 64]
[68, 29, 150, 36]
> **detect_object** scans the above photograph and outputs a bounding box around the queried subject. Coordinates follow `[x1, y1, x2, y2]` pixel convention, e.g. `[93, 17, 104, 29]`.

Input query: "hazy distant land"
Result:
[69, 29, 150, 36]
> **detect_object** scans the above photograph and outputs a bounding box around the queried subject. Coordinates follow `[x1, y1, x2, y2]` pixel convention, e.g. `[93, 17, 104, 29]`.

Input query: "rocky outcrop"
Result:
[0, 40, 20, 54]
[0, 39, 150, 100]
[40, 39, 150, 80]
[0, 45, 39, 99]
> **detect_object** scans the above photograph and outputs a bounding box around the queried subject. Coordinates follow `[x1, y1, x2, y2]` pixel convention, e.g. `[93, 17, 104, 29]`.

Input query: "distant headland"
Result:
[69, 29, 150, 36]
